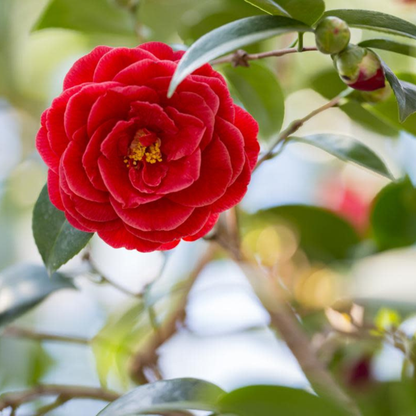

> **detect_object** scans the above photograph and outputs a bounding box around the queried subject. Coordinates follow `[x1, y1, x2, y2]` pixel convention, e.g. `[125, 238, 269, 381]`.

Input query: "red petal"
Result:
[184, 213, 219, 241]
[163, 107, 205, 160]
[63, 46, 113, 90]
[234, 105, 260, 171]
[168, 137, 233, 207]
[211, 158, 251, 213]
[127, 207, 211, 243]
[138, 42, 175, 60]
[36, 126, 60, 173]
[98, 155, 162, 208]
[111, 197, 194, 231]
[216, 118, 245, 184]
[114, 59, 176, 86]
[93, 47, 156, 82]
[47, 170, 64, 211]
[157, 150, 201, 194]
[64, 82, 118, 139]
[98, 225, 165, 252]
[61, 141, 108, 203]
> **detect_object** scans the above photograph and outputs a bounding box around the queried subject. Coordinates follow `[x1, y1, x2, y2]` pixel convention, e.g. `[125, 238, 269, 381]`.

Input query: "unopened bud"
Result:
[333, 45, 386, 91]
[315, 17, 351, 55]
[360, 84, 392, 104]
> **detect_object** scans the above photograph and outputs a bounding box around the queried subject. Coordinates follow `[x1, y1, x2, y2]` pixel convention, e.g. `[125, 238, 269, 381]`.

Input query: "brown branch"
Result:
[256, 93, 345, 169]
[214, 228, 361, 416]
[0, 385, 119, 412]
[3, 326, 90, 345]
[129, 244, 217, 384]
[211, 47, 317, 66]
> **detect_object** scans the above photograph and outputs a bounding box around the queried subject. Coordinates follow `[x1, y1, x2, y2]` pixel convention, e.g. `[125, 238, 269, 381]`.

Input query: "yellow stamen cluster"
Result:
[123, 130, 162, 167]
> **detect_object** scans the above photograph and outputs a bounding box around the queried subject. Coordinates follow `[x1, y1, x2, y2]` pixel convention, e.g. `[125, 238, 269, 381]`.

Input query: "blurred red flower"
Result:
[36, 42, 259, 252]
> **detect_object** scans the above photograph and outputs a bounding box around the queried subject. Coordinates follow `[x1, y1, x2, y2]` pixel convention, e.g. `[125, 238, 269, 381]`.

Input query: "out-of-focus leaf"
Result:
[324, 10, 416, 40]
[245, 0, 325, 25]
[382, 62, 416, 122]
[374, 308, 401, 331]
[0, 264, 75, 327]
[291, 134, 393, 179]
[218, 385, 349, 416]
[356, 382, 416, 416]
[359, 39, 416, 58]
[0, 337, 54, 389]
[371, 178, 416, 251]
[33, 185, 93, 275]
[98, 378, 225, 415]
[252, 205, 361, 262]
[91, 301, 150, 389]
[310, 69, 399, 137]
[224, 62, 285, 140]
[33, 0, 135, 35]
[168, 15, 312, 96]
[179, 0, 262, 44]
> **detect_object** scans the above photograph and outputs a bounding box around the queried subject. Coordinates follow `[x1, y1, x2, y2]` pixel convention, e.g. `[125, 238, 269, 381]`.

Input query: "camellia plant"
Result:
[3, 0, 416, 415]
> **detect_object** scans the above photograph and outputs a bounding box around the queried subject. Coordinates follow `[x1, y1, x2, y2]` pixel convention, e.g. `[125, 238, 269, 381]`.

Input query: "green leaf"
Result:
[218, 385, 349, 416]
[371, 178, 416, 251]
[359, 39, 416, 58]
[224, 62, 285, 140]
[252, 205, 361, 263]
[98, 378, 225, 415]
[357, 382, 416, 416]
[33, 185, 93, 275]
[324, 9, 416, 40]
[168, 15, 312, 97]
[91, 301, 149, 389]
[0, 264, 75, 327]
[33, 0, 135, 35]
[244, 0, 325, 25]
[374, 308, 401, 331]
[382, 62, 416, 122]
[291, 134, 393, 179]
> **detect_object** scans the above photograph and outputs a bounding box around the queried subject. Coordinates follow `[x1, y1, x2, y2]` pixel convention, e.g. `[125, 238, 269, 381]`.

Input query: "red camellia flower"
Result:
[36, 42, 260, 252]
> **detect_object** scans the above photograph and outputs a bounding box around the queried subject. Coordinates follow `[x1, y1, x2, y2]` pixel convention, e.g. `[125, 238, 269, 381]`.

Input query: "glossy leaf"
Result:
[33, 0, 134, 35]
[224, 62, 285, 140]
[245, 0, 325, 25]
[98, 378, 225, 415]
[0, 264, 75, 327]
[359, 39, 416, 58]
[382, 62, 416, 122]
[371, 178, 416, 251]
[254, 205, 361, 262]
[218, 385, 349, 416]
[324, 9, 416, 40]
[168, 15, 312, 97]
[33, 185, 93, 275]
[291, 134, 393, 179]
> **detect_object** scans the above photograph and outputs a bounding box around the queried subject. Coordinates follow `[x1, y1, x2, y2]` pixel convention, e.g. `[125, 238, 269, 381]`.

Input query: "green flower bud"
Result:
[315, 17, 351, 55]
[333, 45, 386, 91]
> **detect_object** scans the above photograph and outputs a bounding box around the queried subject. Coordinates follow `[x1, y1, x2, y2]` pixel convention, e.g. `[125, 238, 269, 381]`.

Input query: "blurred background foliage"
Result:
[3, 0, 416, 415]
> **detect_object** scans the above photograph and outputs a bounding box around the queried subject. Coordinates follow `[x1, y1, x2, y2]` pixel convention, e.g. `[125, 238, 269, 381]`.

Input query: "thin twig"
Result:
[211, 46, 317, 66]
[256, 92, 347, 169]
[3, 326, 90, 345]
[129, 244, 217, 384]
[214, 230, 361, 415]
[0, 385, 119, 412]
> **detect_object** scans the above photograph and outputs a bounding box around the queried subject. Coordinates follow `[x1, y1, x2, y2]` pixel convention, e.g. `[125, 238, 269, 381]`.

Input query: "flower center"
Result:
[123, 129, 162, 168]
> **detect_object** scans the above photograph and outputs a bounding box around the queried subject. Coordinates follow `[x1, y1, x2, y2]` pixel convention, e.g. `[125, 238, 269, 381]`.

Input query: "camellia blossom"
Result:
[36, 42, 260, 252]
